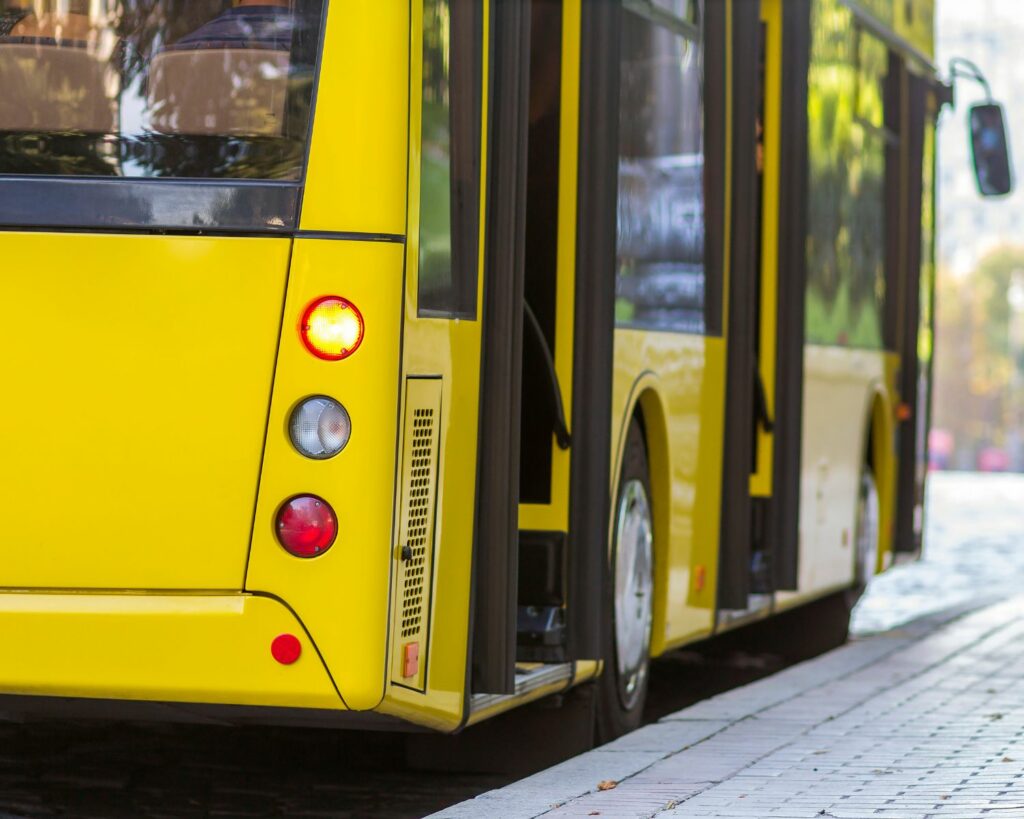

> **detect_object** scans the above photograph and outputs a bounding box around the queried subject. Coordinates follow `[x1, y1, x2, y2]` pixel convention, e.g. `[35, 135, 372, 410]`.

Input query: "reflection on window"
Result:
[417, 0, 481, 318]
[0, 0, 324, 179]
[419, 0, 454, 313]
[805, 0, 888, 348]
[616, 8, 705, 334]
[649, 0, 697, 24]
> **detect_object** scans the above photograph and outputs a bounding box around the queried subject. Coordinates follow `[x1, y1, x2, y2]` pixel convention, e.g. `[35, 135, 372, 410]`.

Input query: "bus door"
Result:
[391, 0, 502, 705]
[892, 72, 939, 559]
[390, 0, 569, 716]
[512, 0, 620, 684]
[717, 1, 769, 615]
[512, 0, 582, 671]
[467, 0, 613, 695]
[397, 0, 580, 701]
[717, 0, 809, 615]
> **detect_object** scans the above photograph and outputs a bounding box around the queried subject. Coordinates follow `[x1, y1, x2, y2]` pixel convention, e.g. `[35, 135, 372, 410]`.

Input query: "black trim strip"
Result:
[893, 72, 929, 556]
[768, 0, 811, 592]
[883, 53, 905, 352]
[294, 230, 406, 243]
[459, 0, 495, 732]
[715, 0, 759, 611]
[564, 0, 620, 662]
[701, 0, 726, 339]
[0, 177, 299, 233]
[470, 0, 531, 695]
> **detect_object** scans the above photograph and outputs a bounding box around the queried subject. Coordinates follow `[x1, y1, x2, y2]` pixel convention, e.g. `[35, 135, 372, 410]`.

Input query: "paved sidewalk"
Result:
[433, 597, 1024, 819]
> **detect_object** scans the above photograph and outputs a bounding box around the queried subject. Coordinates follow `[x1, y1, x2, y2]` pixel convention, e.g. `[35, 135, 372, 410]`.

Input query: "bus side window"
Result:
[805, 8, 890, 350]
[615, 5, 706, 335]
[417, 0, 483, 319]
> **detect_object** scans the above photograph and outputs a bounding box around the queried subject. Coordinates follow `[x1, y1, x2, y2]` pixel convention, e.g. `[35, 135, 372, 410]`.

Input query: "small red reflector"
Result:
[402, 642, 420, 678]
[300, 296, 365, 360]
[275, 495, 338, 557]
[694, 564, 706, 592]
[271, 633, 302, 665]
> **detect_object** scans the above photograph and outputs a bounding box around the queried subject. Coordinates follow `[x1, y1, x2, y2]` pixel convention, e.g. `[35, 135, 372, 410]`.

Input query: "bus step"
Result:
[516, 605, 567, 663]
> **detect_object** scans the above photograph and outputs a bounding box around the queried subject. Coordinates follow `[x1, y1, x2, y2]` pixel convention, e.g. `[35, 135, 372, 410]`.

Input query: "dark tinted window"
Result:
[0, 0, 324, 179]
[616, 3, 705, 334]
[417, 0, 483, 318]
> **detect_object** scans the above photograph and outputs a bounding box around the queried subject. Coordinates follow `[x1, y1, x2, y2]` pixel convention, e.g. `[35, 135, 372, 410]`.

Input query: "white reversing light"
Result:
[289, 397, 351, 459]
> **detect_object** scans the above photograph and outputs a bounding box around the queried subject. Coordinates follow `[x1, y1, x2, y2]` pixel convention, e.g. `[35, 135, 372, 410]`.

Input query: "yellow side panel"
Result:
[246, 239, 405, 712]
[0, 232, 288, 590]
[0, 593, 340, 709]
[751, 0, 782, 497]
[874, 357, 899, 572]
[895, 0, 935, 60]
[379, 0, 490, 732]
[610, 332, 724, 655]
[389, 378, 442, 692]
[778, 346, 884, 605]
[518, 0, 581, 534]
[300, 3, 409, 234]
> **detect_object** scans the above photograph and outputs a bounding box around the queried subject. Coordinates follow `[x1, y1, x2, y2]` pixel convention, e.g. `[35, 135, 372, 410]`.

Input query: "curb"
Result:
[429, 596, 1021, 818]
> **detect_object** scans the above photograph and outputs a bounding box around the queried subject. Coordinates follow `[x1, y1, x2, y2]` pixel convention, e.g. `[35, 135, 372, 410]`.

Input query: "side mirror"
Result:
[969, 102, 1013, 197]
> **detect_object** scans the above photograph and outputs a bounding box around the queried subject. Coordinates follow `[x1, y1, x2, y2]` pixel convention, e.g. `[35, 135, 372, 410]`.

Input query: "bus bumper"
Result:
[0, 592, 343, 712]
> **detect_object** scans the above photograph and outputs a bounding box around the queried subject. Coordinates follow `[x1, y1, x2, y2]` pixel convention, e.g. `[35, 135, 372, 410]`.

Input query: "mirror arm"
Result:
[935, 80, 954, 112]
[948, 57, 994, 105]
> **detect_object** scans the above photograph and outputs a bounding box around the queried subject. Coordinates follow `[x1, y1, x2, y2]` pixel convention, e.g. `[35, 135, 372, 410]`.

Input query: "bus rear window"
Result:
[0, 0, 324, 180]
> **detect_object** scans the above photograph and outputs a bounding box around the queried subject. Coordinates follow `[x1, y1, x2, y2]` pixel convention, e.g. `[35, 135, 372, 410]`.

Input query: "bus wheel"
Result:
[851, 465, 880, 600]
[597, 421, 654, 743]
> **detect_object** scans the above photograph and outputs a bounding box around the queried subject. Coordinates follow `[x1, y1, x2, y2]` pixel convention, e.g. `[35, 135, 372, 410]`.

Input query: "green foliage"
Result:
[804, 0, 887, 349]
[973, 246, 1024, 359]
[933, 245, 1024, 462]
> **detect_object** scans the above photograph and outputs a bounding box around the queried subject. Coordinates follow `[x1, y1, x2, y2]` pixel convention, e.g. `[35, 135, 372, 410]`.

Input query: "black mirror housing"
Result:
[970, 102, 1013, 197]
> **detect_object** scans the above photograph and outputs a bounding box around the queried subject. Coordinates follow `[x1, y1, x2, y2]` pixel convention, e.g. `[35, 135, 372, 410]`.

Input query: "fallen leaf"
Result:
[1004, 757, 1015, 762]
[597, 780, 617, 791]
[588, 812, 600, 816]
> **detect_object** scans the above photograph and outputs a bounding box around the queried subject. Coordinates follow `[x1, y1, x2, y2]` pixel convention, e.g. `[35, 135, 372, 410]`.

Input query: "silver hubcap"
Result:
[855, 470, 880, 583]
[613, 479, 654, 711]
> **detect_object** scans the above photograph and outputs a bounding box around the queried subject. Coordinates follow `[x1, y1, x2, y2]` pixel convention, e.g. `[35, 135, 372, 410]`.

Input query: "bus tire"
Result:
[596, 420, 654, 743]
[848, 463, 880, 606]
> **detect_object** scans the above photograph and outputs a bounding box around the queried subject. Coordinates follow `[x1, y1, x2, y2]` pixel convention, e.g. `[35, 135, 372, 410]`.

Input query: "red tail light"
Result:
[300, 296, 364, 360]
[275, 495, 337, 557]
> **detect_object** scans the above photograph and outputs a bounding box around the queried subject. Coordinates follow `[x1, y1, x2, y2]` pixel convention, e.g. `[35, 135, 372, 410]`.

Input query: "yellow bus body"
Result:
[0, 0, 939, 732]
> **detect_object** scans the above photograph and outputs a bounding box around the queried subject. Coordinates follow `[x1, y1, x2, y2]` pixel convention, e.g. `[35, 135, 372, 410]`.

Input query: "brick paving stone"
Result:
[432, 597, 1024, 819]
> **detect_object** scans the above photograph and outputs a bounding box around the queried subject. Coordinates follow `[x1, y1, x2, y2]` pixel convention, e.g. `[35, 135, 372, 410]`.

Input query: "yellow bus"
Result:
[0, 0, 1000, 738]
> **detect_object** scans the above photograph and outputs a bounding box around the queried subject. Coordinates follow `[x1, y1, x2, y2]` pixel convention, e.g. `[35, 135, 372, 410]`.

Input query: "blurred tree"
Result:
[933, 245, 1024, 469]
